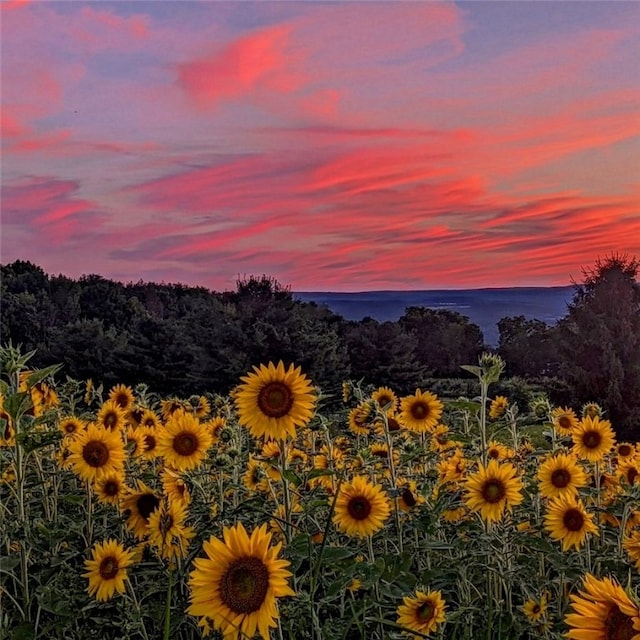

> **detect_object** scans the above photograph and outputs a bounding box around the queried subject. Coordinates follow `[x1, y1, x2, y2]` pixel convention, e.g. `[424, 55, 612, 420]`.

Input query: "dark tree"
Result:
[497, 315, 560, 378]
[555, 254, 640, 441]
[399, 306, 485, 377]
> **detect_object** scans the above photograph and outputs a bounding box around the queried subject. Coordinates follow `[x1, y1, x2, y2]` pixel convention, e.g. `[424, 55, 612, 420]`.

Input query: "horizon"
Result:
[2, 1, 639, 291]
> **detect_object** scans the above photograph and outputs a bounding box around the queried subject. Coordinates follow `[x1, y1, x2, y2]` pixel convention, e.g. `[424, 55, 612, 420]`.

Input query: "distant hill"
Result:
[294, 286, 574, 346]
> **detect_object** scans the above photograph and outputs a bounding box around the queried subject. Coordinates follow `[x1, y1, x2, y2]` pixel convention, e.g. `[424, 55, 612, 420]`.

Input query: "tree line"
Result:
[1, 256, 638, 440]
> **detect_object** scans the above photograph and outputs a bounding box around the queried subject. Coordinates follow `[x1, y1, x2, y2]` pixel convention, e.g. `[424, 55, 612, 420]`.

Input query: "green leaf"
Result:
[321, 547, 355, 561]
[460, 365, 482, 378]
[24, 365, 63, 389]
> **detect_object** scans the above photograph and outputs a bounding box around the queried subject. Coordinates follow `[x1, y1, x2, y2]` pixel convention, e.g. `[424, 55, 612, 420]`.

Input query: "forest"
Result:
[1, 255, 639, 441]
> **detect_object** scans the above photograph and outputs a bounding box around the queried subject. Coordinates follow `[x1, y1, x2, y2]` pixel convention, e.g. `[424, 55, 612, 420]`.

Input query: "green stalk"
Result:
[163, 569, 173, 640]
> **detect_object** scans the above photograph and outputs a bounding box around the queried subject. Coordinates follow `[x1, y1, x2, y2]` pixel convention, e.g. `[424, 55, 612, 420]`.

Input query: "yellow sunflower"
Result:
[464, 459, 523, 523]
[234, 361, 317, 441]
[243, 456, 269, 493]
[372, 386, 398, 414]
[333, 476, 391, 538]
[161, 467, 192, 506]
[489, 396, 509, 420]
[564, 573, 640, 640]
[522, 593, 548, 623]
[623, 529, 640, 571]
[400, 389, 443, 433]
[139, 425, 160, 460]
[96, 400, 127, 432]
[108, 384, 135, 412]
[125, 426, 146, 459]
[204, 416, 226, 443]
[543, 495, 598, 551]
[396, 589, 446, 638]
[93, 472, 128, 506]
[536, 453, 588, 499]
[83, 539, 135, 602]
[486, 440, 514, 461]
[348, 402, 372, 436]
[618, 460, 640, 487]
[396, 480, 426, 512]
[68, 424, 126, 483]
[551, 406, 579, 436]
[437, 448, 468, 485]
[572, 416, 616, 462]
[156, 410, 212, 471]
[187, 522, 295, 640]
[147, 498, 195, 561]
[121, 481, 161, 539]
[161, 398, 186, 421]
[139, 409, 161, 430]
[58, 416, 85, 439]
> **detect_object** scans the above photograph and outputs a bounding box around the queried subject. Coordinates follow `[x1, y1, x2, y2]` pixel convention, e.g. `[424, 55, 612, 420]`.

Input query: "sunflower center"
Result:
[99, 556, 119, 580]
[532, 604, 541, 614]
[257, 382, 294, 418]
[144, 434, 157, 452]
[104, 480, 120, 496]
[114, 393, 129, 408]
[372, 448, 388, 459]
[618, 445, 632, 457]
[558, 416, 572, 430]
[173, 432, 198, 456]
[63, 422, 77, 434]
[402, 488, 417, 507]
[410, 402, 429, 420]
[488, 448, 500, 459]
[387, 417, 400, 432]
[583, 431, 602, 449]
[563, 508, 585, 532]
[416, 601, 435, 622]
[103, 411, 118, 429]
[481, 480, 506, 504]
[137, 493, 160, 520]
[551, 469, 571, 488]
[347, 496, 372, 520]
[82, 441, 110, 468]
[221, 556, 270, 614]
[626, 468, 638, 485]
[605, 606, 636, 640]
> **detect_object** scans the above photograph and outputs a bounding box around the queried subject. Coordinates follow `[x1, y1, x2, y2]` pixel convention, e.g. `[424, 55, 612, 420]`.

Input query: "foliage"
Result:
[1, 346, 639, 639]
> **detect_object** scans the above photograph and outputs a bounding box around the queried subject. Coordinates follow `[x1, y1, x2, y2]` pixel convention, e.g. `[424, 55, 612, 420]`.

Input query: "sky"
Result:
[1, 0, 639, 292]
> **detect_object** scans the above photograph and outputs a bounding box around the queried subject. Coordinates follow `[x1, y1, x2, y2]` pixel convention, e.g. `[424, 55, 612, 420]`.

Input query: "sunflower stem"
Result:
[280, 439, 293, 544]
[380, 412, 403, 553]
[163, 568, 173, 640]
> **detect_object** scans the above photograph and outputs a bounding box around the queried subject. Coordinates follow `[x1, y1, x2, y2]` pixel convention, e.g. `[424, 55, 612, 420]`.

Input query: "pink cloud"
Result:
[176, 24, 299, 107]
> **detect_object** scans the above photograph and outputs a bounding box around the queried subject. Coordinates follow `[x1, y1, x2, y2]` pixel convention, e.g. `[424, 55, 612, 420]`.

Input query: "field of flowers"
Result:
[1, 344, 639, 640]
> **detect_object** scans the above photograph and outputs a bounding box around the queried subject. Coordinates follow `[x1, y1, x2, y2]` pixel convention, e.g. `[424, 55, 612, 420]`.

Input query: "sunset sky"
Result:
[2, 0, 639, 292]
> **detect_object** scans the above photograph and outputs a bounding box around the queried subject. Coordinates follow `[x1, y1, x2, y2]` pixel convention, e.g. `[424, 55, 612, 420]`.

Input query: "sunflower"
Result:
[161, 398, 186, 421]
[372, 386, 398, 414]
[564, 573, 640, 640]
[58, 416, 84, 439]
[623, 530, 640, 571]
[572, 416, 616, 462]
[400, 390, 443, 433]
[195, 395, 211, 419]
[243, 456, 269, 493]
[0, 394, 15, 447]
[121, 481, 161, 539]
[396, 480, 426, 512]
[93, 472, 128, 506]
[234, 362, 316, 441]
[581, 402, 603, 419]
[161, 467, 192, 506]
[125, 426, 146, 459]
[187, 522, 295, 640]
[522, 593, 548, 623]
[551, 406, 579, 436]
[140, 409, 161, 430]
[139, 425, 160, 460]
[437, 448, 468, 485]
[108, 384, 135, 412]
[544, 495, 598, 551]
[156, 410, 212, 471]
[204, 416, 226, 443]
[96, 400, 127, 432]
[429, 424, 456, 453]
[68, 424, 126, 483]
[333, 476, 391, 538]
[536, 453, 588, 499]
[486, 440, 514, 461]
[83, 539, 135, 602]
[489, 396, 509, 420]
[147, 498, 195, 561]
[463, 459, 523, 523]
[615, 442, 636, 462]
[396, 589, 446, 638]
[348, 403, 372, 436]
[618, 460, 640, 487]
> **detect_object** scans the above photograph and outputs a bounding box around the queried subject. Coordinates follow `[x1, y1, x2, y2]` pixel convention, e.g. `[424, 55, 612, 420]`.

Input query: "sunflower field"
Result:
[1, 344, 639, 640]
